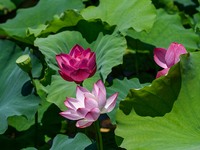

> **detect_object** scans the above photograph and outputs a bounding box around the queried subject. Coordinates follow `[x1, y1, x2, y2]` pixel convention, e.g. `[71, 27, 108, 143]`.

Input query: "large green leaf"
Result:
[90, 33, 126, 81]
[81, 0, 156, 32]
[126, 9, 199, 51]
[107, 78, 149, 123]
[27, 10, 83, 37]
[116, 52, 200, 149]
[50, 133, 92, 150]
[120, 62, 181, 117]
[0, 40, 40, 134]
[8, 97, 51, 131]
[0, 0, 84, 42]
[46, 75, 77, 111]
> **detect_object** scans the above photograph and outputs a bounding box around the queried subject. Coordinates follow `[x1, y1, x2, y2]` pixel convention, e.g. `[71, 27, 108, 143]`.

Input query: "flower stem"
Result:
[94, 120, 103, 150]
[34, 111, 38, 148]
[79, 81, 83, 87]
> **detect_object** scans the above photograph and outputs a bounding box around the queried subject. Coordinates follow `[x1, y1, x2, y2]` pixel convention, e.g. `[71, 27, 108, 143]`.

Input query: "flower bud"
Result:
[16, 54, 32, 73]
[154, 42, 187, 78]
[56, 44, 97, 84]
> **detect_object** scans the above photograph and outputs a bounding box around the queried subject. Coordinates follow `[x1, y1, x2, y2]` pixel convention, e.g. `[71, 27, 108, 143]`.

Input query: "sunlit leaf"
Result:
[126, 9, 199, 51]
[27, 10, 83, 37]
[81, 0, 156, 32]
[91, 33, 126, 81]
[0, 0, 84, 43]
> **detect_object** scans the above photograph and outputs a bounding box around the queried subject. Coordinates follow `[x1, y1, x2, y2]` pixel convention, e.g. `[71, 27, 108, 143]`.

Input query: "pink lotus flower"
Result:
[56, 44, 96, 84]
[154, 42, 187, 78]
[60, 80, 118, 128]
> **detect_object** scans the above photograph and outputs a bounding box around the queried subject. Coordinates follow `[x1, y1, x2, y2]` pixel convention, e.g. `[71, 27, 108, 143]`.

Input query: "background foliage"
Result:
[0, 0, 200, 149]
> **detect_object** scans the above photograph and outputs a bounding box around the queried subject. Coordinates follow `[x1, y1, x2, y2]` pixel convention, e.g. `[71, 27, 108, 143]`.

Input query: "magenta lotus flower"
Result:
[60, 80, 118, 128]
[56, 44, 97, 84]
[154, 42, 187, 78]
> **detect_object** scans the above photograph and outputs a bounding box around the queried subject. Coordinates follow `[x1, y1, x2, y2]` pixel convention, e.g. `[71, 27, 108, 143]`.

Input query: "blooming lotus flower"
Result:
[154, 42, 187, 78]
[56, 44, 96, 84]
[60, 80, 118, 128]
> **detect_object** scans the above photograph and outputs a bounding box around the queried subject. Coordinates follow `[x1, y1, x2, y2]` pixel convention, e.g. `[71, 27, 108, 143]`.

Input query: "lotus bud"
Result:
[16, 54, 32, 73]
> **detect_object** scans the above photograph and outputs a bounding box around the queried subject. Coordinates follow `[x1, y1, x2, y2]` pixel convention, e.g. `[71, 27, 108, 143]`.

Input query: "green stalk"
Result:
[94, 121, 103, 150]
[28, 70, 38, 148]
[34, 111, 39, 148]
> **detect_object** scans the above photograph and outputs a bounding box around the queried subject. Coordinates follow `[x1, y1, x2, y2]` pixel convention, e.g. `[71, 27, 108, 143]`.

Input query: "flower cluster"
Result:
[56, 45, 118, 128]
[154, 42, 187, 78]
[56, 42, 187, 129]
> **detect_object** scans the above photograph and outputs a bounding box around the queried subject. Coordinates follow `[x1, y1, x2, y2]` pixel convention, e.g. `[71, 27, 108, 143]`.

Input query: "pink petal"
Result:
[165, 42, 187, 67]
[61, 63, 76, 72]
[70, 45, 84, 57]
[64, 97, 79, 110]
[92, 80, 106, 97]
[70, 69, 90, 83]
[165, 44, 176, 67]
[82, 48, 92, 58]
[92, 80, 107, 109]
[92, 82, 99, 97]
[154, 48, 167, 68]
[87, 53, 96, 71]
[60, 54, 71, 64]
[77, 108, 90, 118]
[84, 93, 98, 109]
[77, 86, 90, 93]
[97, 88, 107, 109]
[101, 92, 118, 113]
[78, 59, 89, 69]
[60, 110, 82, 120]
[156, 68, 170, 78]
[77, 107, 100, 121]
[64, 97, 84, 110]
[68, 58, 79, 68]
[55, 55, 63, 68]
[76, 86, 89, 102]
[58, 70, 73, 81]
[76, 108, 100, 128]
[85, 108, 100, 121]
[76, 119, 94, 128]
[56, 54, 71, 68]
[88, 65, 97, 78]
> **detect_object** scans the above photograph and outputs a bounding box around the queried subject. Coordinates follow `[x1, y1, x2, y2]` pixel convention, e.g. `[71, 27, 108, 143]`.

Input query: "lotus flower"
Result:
[60, 80, 118, 128]
[154, 42, 187, 78]
[56, 44, 96, 84]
